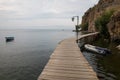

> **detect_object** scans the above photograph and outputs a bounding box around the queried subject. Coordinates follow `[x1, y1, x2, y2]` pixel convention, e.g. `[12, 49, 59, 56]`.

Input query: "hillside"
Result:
[81, 0, 120, 41]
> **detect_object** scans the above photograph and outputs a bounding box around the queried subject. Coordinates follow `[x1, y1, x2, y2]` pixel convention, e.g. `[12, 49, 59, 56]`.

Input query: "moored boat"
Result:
[84, 44, 111, 55]
[116, 45, 120, 50]
[5, 37, 14, 42]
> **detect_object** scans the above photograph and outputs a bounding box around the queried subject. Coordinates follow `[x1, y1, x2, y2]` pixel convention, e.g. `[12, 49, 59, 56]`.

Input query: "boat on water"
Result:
[84, 44, 111, 55]
[5, 37, 14, 42]
[117, 45, 120, 50]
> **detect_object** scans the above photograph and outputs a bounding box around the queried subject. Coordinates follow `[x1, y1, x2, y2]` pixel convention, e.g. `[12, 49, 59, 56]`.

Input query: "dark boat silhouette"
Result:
[5, 37, 14, 42]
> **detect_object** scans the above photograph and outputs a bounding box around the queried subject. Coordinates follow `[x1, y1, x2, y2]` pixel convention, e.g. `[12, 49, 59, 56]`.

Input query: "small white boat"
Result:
[5, 37, 14, 42]
[116, 45, 120, 50]
[84, 44, 111, 55]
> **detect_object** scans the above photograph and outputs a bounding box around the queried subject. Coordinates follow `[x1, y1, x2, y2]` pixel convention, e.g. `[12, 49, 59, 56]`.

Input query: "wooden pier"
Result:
[38, 33, 99, 80]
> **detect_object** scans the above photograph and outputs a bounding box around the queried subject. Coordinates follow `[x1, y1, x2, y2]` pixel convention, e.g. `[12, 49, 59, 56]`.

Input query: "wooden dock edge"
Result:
[38, 32, 99, 80]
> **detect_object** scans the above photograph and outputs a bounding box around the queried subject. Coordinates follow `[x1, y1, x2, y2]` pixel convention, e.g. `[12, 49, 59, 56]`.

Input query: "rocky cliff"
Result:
[81, 0, 120, 41]
[108, 11, 120, 41]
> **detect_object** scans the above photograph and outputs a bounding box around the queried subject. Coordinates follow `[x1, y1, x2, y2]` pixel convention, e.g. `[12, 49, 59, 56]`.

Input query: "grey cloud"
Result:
[0, 0, 99, 29]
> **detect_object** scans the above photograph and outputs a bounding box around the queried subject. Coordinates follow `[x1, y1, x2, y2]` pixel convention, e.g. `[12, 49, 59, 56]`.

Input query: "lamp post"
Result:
[72, 16, 79, 43]
[72, 16, 79, 26]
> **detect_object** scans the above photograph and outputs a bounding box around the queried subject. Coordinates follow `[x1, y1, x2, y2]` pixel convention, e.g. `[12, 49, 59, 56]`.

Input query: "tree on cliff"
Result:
[95, 10, 114, 39]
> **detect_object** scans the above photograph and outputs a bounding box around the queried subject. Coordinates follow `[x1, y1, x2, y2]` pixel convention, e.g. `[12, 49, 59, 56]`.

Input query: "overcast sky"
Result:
[0, 0, 98, 29]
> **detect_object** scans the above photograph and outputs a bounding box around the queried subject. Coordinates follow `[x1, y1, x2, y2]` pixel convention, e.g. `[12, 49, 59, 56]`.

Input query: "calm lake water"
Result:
[0, 29, 74, 80]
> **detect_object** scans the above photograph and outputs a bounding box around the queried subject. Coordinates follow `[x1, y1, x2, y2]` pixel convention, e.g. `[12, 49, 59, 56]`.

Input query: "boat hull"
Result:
[5, 37, 14, 42]
[84, 44, 111, 55]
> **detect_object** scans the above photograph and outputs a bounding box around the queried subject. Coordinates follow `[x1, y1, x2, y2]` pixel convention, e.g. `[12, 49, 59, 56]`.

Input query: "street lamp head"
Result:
[72, 17, 74, 22]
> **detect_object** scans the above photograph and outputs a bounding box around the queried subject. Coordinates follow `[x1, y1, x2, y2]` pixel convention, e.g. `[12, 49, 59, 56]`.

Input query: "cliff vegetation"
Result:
[81, 0, 120, 41]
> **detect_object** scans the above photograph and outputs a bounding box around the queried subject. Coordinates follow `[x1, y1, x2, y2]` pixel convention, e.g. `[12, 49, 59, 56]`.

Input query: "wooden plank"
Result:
[39, 75, 98, 80]
[38, 34, 99, 80]
[41, 72, 97, 78]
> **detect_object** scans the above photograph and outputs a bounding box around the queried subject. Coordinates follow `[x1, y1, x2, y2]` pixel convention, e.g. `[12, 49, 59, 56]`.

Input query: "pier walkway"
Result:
[38, 33, 99, 80]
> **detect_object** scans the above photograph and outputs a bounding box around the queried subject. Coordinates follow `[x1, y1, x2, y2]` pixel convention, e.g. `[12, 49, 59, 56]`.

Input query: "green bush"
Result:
[95, 10, 114, 39]
[81, 22, 88, 31]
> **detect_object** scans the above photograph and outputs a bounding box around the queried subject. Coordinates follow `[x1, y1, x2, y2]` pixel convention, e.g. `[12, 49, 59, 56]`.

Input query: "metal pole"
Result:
[77, 16, 79, 25]
[72, 16, 79, 26]
[72, 16, 79, 43]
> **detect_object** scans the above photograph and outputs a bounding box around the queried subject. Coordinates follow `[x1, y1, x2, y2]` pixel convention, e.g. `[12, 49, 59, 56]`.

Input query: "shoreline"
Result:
[80, 32, 120, 80]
